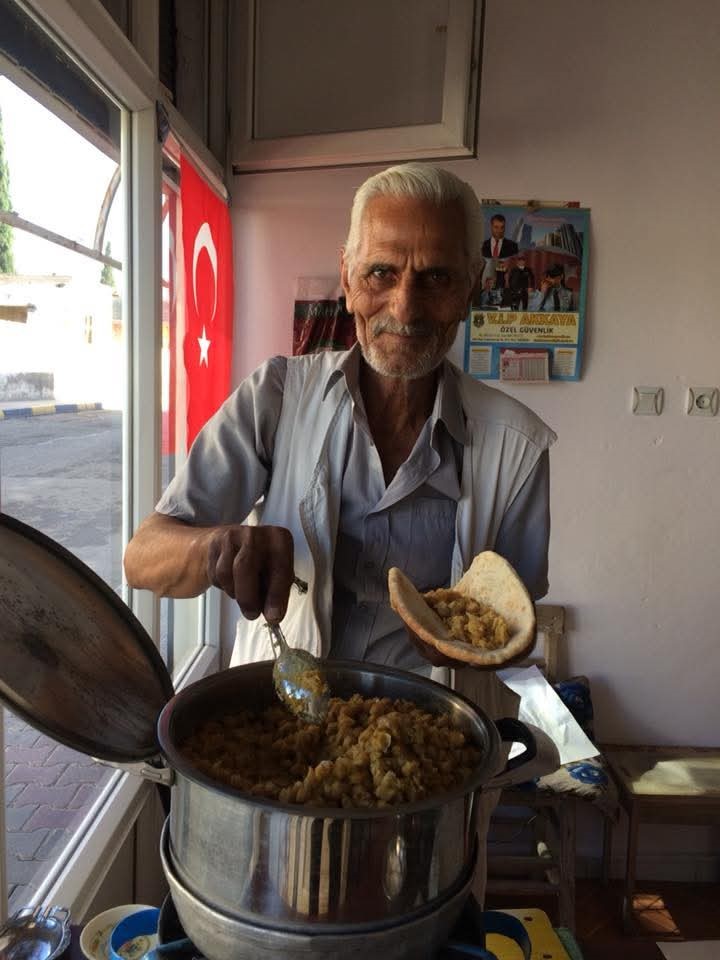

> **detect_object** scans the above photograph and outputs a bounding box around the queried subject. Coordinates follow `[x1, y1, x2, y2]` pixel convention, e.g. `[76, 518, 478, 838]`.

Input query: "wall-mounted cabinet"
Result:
[230, 0, 483, 173]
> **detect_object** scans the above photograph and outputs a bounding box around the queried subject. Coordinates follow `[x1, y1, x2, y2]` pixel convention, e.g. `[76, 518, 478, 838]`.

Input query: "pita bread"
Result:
[388, 552, 536, 668]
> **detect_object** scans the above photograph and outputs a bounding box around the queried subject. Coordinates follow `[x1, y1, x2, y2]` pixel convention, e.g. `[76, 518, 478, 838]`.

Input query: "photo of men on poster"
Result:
[466, 203, 590, 381]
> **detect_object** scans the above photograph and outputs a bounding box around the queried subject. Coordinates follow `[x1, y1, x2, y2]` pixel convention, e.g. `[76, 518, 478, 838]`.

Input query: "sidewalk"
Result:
[2, 401, 114, 910]
[4, 710, 111, 912]
[0, 401, 103, 419]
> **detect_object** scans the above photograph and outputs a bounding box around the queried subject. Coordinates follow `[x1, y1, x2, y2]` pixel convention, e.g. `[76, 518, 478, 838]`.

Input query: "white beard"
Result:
[359, 318, 460, 380]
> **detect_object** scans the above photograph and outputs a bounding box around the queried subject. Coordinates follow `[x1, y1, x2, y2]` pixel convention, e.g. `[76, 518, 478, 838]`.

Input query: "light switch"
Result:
[632, 386, 664, 415]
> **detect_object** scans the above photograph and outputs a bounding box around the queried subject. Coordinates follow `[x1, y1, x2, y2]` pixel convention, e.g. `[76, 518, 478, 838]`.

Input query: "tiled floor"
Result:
[486, 879, 720, 959]
[4, 709, 112, 911]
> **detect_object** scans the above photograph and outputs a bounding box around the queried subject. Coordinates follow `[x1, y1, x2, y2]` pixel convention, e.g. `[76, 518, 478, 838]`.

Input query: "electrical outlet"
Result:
[687, 387, 719, 416]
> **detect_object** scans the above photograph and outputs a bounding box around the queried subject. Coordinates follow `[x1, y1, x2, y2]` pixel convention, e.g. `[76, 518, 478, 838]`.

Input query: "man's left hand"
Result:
[405, 629, 459, 667]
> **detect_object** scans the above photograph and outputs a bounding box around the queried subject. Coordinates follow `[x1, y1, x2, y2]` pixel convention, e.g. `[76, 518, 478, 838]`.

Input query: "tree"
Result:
[0, 106, 15, 275]
[100, 241, 115, 286]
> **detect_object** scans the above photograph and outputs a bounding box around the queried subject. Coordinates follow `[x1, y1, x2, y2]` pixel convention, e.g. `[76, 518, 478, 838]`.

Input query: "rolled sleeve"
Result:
[156, 356, 288, 525]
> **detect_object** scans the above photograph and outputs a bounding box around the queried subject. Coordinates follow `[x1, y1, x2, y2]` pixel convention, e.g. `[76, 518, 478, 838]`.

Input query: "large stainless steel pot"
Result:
[0, 512, 539, 945]
[158, 660, 535, 930]
[161, 820, 478, 960]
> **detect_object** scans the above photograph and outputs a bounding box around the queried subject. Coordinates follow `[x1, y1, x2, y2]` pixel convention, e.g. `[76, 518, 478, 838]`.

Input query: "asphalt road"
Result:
[0, 410, 123, 589]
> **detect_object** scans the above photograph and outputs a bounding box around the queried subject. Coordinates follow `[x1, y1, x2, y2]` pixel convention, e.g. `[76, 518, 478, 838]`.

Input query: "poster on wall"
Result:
[293, 277, 355, 355]
[464, 203, 590, 382]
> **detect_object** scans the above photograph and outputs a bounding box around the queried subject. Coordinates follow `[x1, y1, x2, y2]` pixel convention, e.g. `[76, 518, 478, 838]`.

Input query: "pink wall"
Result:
[229, 1, 720, 756]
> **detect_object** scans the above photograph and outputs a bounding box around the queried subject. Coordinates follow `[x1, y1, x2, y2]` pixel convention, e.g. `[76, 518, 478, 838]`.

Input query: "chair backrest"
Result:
[523, 603, 565, 684]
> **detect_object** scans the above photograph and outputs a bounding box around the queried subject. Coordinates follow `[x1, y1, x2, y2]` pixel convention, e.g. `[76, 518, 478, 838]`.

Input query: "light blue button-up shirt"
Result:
[327, 348, 550, 672]
[157, 345, 552, 673]
[329, 348, 464, 671]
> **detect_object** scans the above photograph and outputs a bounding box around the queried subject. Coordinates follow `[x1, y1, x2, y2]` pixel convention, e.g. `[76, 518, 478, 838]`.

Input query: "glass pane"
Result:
[254, 0, 447, 138]
[0, 79, 121, 268]
[160, 166, 201, 678]
[0, 74, 123, 911]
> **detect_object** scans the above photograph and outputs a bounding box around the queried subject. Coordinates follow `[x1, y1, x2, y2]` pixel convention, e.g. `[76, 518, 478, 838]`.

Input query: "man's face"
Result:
[341, 196, 474, 380]
[490, 218, 506, 241]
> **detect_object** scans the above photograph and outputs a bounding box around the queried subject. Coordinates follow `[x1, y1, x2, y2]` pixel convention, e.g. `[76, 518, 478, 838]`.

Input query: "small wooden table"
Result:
[602, 744, 720, 931]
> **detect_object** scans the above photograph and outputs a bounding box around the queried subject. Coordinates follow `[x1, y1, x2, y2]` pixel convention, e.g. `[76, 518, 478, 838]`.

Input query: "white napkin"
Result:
[497, 664, 599, 764]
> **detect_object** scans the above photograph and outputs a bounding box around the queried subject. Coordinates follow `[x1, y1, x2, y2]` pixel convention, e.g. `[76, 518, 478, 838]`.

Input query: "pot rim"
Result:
[157, 660, 502, 819]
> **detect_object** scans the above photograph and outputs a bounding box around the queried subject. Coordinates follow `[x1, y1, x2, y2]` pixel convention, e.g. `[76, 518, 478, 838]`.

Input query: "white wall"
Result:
[229, 0, 720, 749]
[0, 279, 122, 407]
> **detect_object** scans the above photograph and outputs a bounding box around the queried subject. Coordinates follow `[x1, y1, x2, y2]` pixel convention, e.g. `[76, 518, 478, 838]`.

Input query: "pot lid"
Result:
[0, 512, 174, 762]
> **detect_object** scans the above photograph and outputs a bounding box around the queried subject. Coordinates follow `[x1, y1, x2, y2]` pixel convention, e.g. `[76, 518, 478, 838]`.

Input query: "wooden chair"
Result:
[485, 604, 582, 931]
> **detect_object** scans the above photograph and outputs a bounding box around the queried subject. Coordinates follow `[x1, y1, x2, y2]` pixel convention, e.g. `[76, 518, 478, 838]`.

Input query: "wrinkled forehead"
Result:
[355, 195, 469, 265]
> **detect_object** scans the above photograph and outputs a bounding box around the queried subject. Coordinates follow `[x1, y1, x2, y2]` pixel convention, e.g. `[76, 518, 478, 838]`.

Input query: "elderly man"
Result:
[124, 162, 556, 899]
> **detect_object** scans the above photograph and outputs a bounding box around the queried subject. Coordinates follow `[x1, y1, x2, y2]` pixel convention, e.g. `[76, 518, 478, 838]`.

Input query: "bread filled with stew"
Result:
[388, 551, 536, 668]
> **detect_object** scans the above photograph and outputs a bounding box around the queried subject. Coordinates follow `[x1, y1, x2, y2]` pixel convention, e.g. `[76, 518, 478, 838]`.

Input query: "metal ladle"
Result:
[265, 576, 330, 723]
[0, 906, 71, 960]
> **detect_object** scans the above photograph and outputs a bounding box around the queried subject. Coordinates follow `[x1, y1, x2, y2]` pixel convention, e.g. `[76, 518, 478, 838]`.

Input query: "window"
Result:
[0, 70, 126, 913]
[0, 0, 222, 920]
[230, 0, 482, 171]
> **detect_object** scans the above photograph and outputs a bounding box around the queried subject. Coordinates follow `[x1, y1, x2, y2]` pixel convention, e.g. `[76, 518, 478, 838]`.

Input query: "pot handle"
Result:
[485, 720, 560, 791]
[94, 757, 175, 787]
[495, 718, 536, 772]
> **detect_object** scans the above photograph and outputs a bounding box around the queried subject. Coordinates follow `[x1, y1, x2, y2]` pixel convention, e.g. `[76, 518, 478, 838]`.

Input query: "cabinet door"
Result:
[230, 0, 483, 173]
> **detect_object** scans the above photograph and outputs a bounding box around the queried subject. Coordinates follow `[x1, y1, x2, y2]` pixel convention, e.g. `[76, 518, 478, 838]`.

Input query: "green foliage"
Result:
[0, 106, 15, 275]
[100, 241, 115, 286]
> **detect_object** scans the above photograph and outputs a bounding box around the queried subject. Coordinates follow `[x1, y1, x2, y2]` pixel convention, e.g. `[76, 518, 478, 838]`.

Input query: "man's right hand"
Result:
[124, 513, 295, 621]
[206, 524, 294, 623]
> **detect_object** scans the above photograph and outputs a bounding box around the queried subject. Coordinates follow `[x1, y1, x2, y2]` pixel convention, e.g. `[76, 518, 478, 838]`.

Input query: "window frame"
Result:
[1, 0, 227, 919]
[229, 0, 484, 173]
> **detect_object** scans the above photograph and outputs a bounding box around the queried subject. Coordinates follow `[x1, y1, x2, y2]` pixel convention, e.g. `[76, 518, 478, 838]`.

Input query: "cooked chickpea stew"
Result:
[181, 694, 482, 808]
[423, 589, 509, 650]
[294, 667, 330, 698]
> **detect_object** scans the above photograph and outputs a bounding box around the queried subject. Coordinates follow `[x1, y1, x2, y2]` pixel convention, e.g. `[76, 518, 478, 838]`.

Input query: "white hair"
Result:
[343, 163, 483, 276]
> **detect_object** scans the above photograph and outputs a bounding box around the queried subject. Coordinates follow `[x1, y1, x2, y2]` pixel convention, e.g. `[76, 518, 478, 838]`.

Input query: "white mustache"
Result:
[373, 318, 434, 337]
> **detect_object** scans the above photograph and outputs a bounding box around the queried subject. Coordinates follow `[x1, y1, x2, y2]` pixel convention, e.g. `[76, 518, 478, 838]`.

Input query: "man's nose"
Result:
[389, 273, 420, 322]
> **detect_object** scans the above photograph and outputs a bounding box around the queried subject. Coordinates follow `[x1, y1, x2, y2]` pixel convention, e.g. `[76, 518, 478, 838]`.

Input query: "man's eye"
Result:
[425, 270, 451, 286]
[369, 266, 392, 281]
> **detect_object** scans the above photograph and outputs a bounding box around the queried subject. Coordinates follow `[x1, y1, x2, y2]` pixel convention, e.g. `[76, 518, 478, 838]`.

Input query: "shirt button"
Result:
[364, 561, 376, 572]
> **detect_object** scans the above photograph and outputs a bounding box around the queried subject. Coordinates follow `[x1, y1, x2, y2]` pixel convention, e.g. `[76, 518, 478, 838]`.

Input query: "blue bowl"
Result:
[109, 908, 159, 960]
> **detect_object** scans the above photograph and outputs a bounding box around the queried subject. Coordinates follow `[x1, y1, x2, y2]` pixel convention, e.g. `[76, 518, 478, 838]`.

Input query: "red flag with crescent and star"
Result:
[180, 154, 233, 447]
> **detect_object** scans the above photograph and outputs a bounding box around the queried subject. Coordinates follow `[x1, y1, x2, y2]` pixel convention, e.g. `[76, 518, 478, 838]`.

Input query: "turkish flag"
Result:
[180, 155, 233, 447]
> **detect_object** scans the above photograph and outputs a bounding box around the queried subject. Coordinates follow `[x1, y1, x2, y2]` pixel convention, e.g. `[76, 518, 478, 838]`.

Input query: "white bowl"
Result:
[79, 905, 155, 960]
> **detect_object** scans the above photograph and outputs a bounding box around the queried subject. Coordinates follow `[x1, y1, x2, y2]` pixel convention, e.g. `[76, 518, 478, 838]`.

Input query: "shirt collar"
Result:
[322, 342, 362, 401]
[322, 344, 466, 445]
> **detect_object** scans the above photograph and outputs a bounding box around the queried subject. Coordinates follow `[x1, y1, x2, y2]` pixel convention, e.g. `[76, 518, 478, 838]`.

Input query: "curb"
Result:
[0, 402, 103, 420]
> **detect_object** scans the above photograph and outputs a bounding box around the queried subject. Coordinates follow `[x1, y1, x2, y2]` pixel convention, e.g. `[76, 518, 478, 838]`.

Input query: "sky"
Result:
[0, 75, 123, 287]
